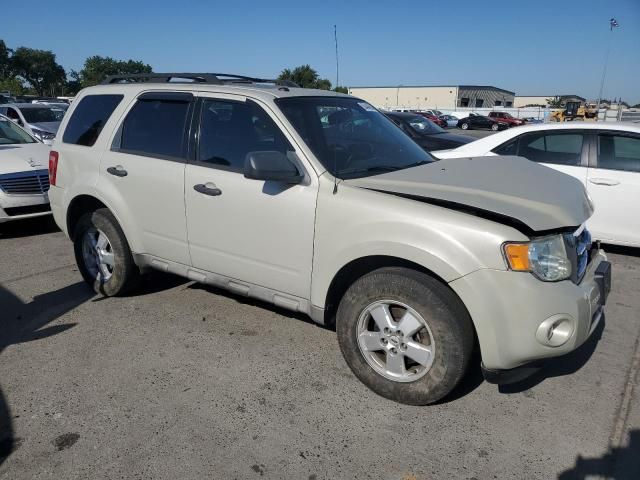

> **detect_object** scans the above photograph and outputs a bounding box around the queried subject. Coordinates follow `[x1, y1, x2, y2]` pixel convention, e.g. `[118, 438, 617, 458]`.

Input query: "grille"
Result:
[4, 204, 51, 216]
[564, 226, 592, 284]
[0, 169, 50, 195]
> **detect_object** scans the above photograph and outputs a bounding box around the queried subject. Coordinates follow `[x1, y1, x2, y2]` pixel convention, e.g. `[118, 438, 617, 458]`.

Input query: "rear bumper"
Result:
[450, 250, 609, 371]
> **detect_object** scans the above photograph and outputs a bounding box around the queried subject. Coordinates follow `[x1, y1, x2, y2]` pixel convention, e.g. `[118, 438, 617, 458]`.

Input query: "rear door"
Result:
[98, 91, 193, 265]
[504, 130, 589, 185]
[586, 131, 640, 246]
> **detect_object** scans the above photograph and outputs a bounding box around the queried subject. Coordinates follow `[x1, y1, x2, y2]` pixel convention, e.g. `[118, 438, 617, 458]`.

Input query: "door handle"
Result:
[589, 178, 620, 186]
[107, 166, 128, 177]
[194, 183, 222, 196]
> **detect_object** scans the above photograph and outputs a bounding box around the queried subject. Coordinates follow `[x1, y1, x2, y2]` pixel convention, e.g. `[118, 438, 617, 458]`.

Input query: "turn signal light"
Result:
[504, 243, 530, 271]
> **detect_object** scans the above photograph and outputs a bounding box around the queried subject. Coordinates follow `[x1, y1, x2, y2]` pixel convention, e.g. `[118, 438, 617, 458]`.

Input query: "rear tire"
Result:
[491, 123, 499, 131]
[336, 267, 474, 405]
[73, 208, 140, 296]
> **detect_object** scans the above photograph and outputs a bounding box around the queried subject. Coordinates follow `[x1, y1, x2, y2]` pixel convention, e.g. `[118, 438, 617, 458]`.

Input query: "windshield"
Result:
[21, 107, 59, 123]
[0, 116, 36, 144]
[405, 116, 445, 134]
[276, 97, 433, 179]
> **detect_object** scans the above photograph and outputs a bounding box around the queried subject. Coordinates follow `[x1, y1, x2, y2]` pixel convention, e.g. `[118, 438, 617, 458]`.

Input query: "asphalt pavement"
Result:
[1, 217, 639, 479]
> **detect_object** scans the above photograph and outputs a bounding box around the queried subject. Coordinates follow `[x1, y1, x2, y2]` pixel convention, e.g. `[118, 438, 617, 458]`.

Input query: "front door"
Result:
[586, 132, 640, 246]
[184, 95, 317, 298]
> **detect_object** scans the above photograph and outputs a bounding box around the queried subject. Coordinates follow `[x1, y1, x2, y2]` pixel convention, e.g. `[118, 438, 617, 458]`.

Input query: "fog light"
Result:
[536, 315, 574, 347]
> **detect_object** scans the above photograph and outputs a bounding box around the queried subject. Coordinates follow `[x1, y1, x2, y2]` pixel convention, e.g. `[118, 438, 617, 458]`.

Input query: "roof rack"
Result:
[100, 73, 299, 88]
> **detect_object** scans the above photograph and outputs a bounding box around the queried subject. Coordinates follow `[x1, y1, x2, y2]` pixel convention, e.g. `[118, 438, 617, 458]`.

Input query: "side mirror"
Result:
[244, 151, 303, 184]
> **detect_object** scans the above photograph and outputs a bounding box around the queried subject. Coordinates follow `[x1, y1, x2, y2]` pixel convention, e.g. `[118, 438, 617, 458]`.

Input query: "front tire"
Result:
[460, 123, 469, 130]
[336, 267, 474, 405]
[491, 123, 499, 131]
[73, 208, 140, 296]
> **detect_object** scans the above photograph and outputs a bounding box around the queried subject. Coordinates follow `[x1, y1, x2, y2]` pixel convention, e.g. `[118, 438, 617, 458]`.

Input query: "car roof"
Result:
[75, 82, 351, 104]
[446, 121, 640, 152]
[2, 103, 55, 109]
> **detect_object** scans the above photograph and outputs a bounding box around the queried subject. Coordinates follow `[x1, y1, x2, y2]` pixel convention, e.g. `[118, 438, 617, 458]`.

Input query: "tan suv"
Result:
[48, 73, 611, 405]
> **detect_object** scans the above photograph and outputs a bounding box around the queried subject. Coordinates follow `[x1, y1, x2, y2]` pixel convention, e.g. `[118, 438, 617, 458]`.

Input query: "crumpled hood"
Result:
[344, 155, 593, 233]
[29, 121, 60, 134]
[0, 143, 51, 174]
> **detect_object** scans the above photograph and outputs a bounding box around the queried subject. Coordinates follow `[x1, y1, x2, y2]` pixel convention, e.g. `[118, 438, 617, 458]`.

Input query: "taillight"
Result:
[49, 150, 59, 186]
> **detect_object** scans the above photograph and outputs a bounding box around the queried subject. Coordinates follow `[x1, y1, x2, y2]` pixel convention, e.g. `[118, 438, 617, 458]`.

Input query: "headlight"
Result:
[31, 129, 55, 142]
[503, 235, 572, 282]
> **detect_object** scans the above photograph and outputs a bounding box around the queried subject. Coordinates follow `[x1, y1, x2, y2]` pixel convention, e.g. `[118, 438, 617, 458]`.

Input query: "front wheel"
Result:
[460, 123, 469, 130]
[336, 267, 474, 405]
[491, 123, 499, 131]
[73, 208, 140, 296]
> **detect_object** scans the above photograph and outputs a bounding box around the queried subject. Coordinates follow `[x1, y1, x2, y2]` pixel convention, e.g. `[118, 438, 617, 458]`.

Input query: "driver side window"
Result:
[197, 99, 292, 172]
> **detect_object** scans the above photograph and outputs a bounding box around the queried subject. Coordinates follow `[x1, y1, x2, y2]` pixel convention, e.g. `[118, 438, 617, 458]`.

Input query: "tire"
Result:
[460, 123, 469, 130]
[336, 267, 474, 405]
[491, 123, 499, 131]
[73, 208, 140, 296]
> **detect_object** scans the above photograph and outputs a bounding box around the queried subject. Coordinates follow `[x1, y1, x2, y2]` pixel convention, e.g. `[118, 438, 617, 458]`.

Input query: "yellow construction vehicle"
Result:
[549, 101, 598, 122]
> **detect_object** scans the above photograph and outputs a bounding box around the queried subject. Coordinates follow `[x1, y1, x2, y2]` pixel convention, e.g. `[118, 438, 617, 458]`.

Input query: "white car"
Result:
[0, 114, 52, 223]
[0, 103, 61, 145]
[433, 122, 640, 248]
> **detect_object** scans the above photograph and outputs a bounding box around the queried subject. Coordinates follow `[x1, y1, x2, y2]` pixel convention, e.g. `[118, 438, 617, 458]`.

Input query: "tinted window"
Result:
[63, 95, 123, 146]
[518, 132, 583, 166]
[493, 139, 517, 155]
[197, 99, 292, 172]
[120, 97, 190, 158]
[21, 107, 58, 123]
[598, 134, 640, 173]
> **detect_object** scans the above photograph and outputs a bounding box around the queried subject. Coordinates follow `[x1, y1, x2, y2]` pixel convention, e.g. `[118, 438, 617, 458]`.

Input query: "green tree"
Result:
[277, 65, 332, 90]
[546, 96, 563, 108]
[0, 77, 25, 96]
[333, 86, 348, 94]
[11, 47, 66, 96]
[76, 56, 152, 88]
[0, 40, 12, 79]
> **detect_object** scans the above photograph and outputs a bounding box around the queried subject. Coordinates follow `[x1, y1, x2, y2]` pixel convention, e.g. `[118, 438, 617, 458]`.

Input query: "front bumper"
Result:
[449, 250, 609, 371]
[0, 191, 51, 223]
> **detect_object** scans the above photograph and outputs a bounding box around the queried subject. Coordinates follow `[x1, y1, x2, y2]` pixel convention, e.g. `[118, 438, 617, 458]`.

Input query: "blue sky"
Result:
[2, 0, 639, 103]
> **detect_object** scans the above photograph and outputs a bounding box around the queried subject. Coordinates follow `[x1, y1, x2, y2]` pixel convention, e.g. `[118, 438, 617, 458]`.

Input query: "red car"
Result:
[488, 111, 525, 127]
[412, 111, 447, 128]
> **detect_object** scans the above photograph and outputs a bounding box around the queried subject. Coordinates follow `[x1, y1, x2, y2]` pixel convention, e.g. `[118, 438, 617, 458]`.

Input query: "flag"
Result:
[610, 18, 619, 30]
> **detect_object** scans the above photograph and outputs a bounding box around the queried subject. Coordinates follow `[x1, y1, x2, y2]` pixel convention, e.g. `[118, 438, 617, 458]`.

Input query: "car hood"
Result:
[28, 121, 60, 133]
[343, 155, 593, 233]
[421, 132, 475, 146]
[0, 143, 51, 174]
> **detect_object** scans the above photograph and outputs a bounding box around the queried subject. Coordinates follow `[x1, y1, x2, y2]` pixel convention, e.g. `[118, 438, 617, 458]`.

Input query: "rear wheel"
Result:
[460, 123, 469, 130]
[336, 267, 474, 405]
[73, 208, 140, 296]
[491, 123, 499, 131]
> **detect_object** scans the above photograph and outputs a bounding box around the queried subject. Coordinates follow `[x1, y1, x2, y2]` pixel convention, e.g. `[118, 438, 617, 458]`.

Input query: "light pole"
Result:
[596, 18, 619, 116]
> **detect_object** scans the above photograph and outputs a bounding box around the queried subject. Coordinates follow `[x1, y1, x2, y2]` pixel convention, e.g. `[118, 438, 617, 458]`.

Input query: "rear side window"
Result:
[119, 95, 191, 159]
[597, 134, 640, 173]
[517, 132, 583, 166]
[63, 95, 123, 146]
[493, 139, 517, 155]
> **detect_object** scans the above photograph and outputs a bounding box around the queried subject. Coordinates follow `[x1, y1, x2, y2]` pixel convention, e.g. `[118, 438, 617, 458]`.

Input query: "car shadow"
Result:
[0, 216, 60, 239]
[557, 429, 640, 479]
[0, 282, 94, 465]
[498, 315, 605, 394]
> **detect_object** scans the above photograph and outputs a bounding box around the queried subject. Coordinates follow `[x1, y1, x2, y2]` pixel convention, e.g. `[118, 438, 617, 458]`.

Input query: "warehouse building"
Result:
[514, 94, 585, 108]
[348, 85, 515, 110]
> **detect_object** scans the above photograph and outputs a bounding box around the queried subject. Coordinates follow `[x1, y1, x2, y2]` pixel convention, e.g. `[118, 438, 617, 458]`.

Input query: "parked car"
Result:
[432, 122, 640, 247]
[385, 112, 475, 151]
[488, 111, 525, 127]
[457, 114, 508, 131]
[522, 117, 543, 124]
[0, 114, 52, 223]
[412, 111, 448, 128]
[49, 73, 610, 405]
[0, 104, 61, 144]
[439, 114, 459, 128]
